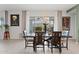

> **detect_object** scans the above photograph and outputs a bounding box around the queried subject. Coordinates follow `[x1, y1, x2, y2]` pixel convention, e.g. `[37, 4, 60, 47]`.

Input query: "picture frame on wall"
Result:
[62, 17, 70, 30]
[10, 14, 19, 26]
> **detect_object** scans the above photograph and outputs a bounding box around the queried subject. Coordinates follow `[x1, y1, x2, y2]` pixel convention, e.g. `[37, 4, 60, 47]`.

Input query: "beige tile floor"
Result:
[0, 39, 79, 54]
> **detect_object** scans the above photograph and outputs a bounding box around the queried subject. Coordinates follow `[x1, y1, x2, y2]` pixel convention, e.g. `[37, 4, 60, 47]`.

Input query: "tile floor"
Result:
[0, 39, 79, 54]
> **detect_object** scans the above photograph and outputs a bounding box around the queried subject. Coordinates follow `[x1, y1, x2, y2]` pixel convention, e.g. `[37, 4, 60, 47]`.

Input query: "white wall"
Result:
[57, 11, 62, 31]
[26, 10, 58, 33]
[70, 15, 76, 39]
[68, 9, 77, 40]
[26, 11, 72, 32]
[8, 10, 22, 39]
[62, 11, 76, 39]
[0, 10, 75, 40]
[0, 11, 5, 40]
[62, 11, 70, 16]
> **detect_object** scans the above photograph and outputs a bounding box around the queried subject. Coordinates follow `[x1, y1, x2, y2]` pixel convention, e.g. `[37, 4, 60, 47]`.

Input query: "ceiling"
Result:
[0, 4, 76, 11]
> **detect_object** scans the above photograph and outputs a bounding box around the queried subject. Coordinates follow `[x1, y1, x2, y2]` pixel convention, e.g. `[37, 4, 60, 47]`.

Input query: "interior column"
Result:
[57, 11, 62, 31]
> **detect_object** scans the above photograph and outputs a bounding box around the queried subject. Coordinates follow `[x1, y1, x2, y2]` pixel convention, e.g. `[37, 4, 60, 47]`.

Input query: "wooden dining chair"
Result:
[48, 31, 62, 53]
[33, 32, 45, 52]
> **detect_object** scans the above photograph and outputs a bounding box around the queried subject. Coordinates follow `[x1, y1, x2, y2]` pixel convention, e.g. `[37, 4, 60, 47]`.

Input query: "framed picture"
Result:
[10, 14, 19, 26]
[62, 17, 70, 30]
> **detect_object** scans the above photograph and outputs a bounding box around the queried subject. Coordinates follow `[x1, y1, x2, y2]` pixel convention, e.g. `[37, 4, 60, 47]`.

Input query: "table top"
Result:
[23, 33, 72, 38]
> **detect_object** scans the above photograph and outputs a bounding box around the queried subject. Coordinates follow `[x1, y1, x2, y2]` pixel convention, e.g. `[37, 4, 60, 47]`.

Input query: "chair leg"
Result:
[33, 46, 36, 52]
[48, 41, 49, 47]
[67, 47, 68, 50]
[59, 44, 62, 53]
[33, 43, 37, 52]
[59, 48, 62, 53]
[25, 40, 27, 48]
[43, 44, 45, 53]
[33, 46, 35, 51]
[51, 45, 53, 53]
[51, 47, 53, 53]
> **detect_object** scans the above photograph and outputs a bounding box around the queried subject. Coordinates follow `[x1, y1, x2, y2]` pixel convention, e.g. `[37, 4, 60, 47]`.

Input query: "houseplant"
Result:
[4, 24, 9, 32]
[4, 24, 10, 40]
[35, 26, 42, 32]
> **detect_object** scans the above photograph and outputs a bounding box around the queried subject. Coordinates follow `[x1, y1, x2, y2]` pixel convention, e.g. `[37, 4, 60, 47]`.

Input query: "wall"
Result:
[26, 10, 58, 33]
[26, 11, 72, 33]
[57, 11, 62, 31]
[62, 11, 76, 39]
[0, 10, 26, 40]
[76, 6, 79, 42]
[68, 6, 79, 41]
[8, 10, 22, 39]
[0, 10, 74, 40]
[7, 10, 77, 40]
[70, 14, 76, 39]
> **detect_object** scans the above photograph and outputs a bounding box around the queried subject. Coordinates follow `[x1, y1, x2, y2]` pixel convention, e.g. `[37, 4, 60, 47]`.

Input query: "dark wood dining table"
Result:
[23, 33, 72, 49]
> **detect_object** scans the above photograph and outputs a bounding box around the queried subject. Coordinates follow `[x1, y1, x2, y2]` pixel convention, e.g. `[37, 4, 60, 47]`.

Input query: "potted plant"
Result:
[4, 24, 10, 40]
[4, 24, 9, 32]
[35, 26, 42, 32]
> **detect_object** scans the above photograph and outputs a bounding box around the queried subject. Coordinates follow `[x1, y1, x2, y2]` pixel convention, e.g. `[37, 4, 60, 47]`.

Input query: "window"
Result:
[0, 17, 4, 28]
[29, 16, 54, 33]
[0, 20, 1, 25]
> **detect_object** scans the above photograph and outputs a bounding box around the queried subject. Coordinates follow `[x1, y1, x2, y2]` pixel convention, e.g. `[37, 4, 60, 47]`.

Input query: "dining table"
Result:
[23, 33, 72, 49]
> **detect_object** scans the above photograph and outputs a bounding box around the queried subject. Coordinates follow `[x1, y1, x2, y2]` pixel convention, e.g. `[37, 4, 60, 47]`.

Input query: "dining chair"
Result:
[33, 32, 45, 52]
[62, 30, 70, 49]
[23, 30, 33, 48]
[47, 31, 62, 53]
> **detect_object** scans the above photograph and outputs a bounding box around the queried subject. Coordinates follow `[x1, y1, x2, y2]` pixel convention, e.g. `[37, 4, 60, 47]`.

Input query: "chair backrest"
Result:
[35, 32, 45, 44]
[62, 30, 69, 36]
[51, 31, 62, 45]
[23, 30, 27, 37]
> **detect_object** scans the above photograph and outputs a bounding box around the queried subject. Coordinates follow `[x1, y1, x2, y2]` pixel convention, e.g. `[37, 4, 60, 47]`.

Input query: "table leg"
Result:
[25, 37, 27, 48]
[66, 37, 68, 50]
